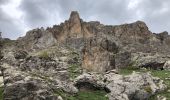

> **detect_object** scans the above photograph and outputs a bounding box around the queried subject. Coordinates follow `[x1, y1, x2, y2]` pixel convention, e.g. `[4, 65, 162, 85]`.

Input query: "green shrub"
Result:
[38, 51, 50, 59]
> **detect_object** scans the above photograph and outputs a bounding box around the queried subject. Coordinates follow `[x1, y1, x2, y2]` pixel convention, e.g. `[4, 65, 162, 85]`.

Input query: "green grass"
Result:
[54, 90, 109, 100]
[71, 91, 109, 100]
[0, 87, 3, 100]
[119, 68, 136, 75]
[68, 64, 82, 79]
[150, 70, 170, 100]
[118, 67, 142, 75]
[119, 68, 170, 100]
[1, 39, 16, 47]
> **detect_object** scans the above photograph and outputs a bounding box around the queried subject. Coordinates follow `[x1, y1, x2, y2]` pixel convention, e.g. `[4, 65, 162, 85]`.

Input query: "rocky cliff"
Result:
[16, 11, 170, 72]
[0, 11, 170, 100]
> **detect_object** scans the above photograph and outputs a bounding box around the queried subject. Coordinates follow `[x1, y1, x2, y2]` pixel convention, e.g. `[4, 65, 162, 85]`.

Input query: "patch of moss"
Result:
[0, 87, 3, 100]
[119, 68, 134, 75]
[144, 85, 152, 93]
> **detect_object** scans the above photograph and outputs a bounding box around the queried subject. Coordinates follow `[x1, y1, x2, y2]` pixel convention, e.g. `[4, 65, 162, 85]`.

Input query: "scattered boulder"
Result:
[163, 61, 170, 70]
[14, 50, 28, 59]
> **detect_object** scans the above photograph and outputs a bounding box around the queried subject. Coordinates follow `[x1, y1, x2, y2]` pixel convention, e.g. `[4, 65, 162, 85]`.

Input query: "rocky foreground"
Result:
[0, 11, 170, 100]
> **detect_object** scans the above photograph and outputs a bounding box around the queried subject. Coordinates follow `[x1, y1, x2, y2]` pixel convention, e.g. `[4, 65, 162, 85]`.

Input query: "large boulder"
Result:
[131, 53, 167, 70]
[74, 72, 167, 100]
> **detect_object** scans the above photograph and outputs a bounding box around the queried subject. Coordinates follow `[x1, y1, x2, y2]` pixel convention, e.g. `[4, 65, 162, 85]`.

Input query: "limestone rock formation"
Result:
[0, 11, 170, 100]
[12, 11, 160, 73]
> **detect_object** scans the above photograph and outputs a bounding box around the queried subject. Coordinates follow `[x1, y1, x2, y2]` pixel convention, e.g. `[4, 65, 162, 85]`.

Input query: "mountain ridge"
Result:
[0, 11, 170, 100]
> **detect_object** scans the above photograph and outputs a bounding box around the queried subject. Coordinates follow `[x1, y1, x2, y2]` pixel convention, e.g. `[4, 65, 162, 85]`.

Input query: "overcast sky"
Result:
[0, 0, 170, 39]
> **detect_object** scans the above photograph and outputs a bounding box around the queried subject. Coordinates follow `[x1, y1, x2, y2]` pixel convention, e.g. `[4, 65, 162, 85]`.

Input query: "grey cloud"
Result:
[0, 0, 9, 5]
[19, 0, 62, 28]
[134, 0, 170, 33]
[19, 0, 134, 27]
[0, 1, 24, 39]
[1, 0, 170, 39]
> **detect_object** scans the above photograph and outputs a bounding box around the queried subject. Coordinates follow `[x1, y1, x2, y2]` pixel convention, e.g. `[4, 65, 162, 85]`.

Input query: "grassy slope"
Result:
[69, 91, 108, 100]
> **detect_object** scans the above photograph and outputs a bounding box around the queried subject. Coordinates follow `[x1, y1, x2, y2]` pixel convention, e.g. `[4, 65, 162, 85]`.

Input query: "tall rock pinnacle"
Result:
[68, 11, 82, 37]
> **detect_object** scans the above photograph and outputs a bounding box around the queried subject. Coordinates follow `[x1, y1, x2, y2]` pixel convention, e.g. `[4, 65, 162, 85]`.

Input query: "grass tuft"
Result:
[38, 51, 50, 59]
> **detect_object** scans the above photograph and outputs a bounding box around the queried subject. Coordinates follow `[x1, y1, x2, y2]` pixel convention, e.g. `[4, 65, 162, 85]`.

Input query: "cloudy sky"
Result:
[0, 0, 170, 39]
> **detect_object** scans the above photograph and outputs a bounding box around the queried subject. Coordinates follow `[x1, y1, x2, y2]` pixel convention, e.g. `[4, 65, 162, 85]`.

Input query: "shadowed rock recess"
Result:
[0, 11, 170, 100]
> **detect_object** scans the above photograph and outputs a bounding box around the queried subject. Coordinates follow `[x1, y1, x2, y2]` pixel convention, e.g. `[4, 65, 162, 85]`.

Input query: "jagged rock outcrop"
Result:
[18, 28, 57, 51]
